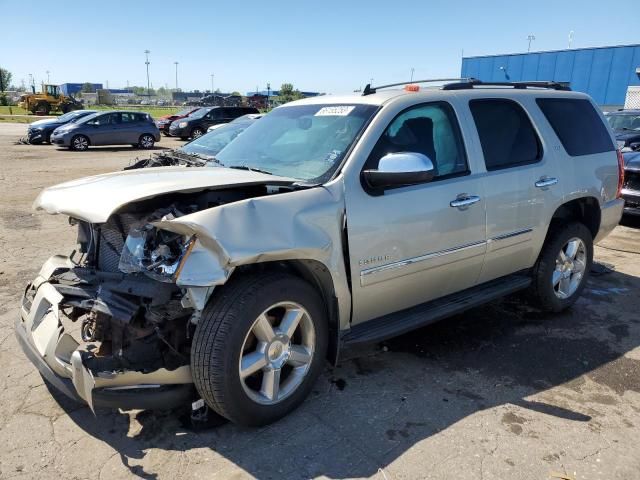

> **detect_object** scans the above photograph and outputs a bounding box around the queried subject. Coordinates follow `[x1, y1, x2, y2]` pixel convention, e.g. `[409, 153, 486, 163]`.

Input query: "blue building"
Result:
[461, 44, 640, 107]
[60, 83, 103, 95]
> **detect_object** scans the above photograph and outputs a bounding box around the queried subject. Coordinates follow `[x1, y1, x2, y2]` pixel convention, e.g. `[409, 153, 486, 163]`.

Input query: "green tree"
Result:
[278, 83, 304, 104]
[0, 68, 12, 92]
[231, 91, 242, 97]
[81, 82, 95, 93]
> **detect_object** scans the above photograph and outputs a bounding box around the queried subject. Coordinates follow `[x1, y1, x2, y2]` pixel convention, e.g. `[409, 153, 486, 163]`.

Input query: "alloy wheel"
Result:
[552, 237, 587, 299]
[140, 135, 154, 148]
[239, 302, 316, 405]
[72, 136, 88, 150]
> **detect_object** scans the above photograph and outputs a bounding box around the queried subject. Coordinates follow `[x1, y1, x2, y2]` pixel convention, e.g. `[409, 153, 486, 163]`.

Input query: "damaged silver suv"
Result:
[16, 79, 625, 426]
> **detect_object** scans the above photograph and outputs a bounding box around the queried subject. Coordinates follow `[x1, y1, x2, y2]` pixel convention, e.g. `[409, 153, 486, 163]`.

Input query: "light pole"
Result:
[46, 70, 50, 83]
[527, 34, 536, 53]
[266, 82, 271, 110]
[210, 74, 214, 94]
[144, 50, 151, 98]
[174, 62, 179, 90]
[568, 31, 574, 49]
[410, 68, 415, 82]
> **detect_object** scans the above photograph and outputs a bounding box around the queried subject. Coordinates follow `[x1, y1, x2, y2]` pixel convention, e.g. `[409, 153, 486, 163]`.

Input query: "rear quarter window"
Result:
[536, 98, 614, 156]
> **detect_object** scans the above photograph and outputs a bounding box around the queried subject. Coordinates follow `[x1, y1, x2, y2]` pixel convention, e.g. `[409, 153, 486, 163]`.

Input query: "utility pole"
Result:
[266, 82, 271, 110]
[527, 34, 536, 53]
[210, 73, 214, 94]
[144, 50, 151, 97]
[568, 31, 574, 49]
[410, 68, 415, 82]
[46, 70, 50, 83]
[174, 62, 179, 90]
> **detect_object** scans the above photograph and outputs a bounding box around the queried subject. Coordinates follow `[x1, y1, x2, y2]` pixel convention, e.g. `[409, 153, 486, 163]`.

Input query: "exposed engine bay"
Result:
[32, 185, 288, 382]
[124, 150, 211, 170]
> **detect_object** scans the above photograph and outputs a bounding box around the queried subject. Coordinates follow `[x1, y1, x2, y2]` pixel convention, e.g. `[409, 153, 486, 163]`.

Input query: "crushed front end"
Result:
[16, 208, 203, 411]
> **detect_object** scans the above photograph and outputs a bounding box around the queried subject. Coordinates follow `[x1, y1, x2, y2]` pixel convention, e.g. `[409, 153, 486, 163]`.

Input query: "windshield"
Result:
[607, 113, 640, 131]
[176, 107, 197, 117]
[215, 104, 378, 182]
[180, 121, 253, 157]
[188, 108, 209, 119]
[75, 112, 100, 124]
[58, 111, 87, 122]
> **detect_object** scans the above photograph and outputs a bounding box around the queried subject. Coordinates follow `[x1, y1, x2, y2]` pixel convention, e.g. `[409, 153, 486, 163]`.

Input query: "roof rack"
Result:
[362, 78, 472, 96]
[442, 79, 571, 91]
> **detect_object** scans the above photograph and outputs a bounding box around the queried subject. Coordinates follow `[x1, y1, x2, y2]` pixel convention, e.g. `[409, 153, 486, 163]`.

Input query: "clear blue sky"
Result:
[1, 0, 638, 94]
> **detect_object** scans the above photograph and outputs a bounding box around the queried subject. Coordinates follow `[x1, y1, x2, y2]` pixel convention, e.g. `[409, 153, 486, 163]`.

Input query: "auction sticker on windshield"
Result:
[315, 106, 356, 116]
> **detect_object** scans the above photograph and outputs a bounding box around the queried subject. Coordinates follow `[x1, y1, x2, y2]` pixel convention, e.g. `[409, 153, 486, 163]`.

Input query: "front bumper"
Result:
[27, 129, 46, 144]
[50, 132, 71, 147]
[621, 189, 640, 216]
[169, 124, 189, 137]
[15, 256, 195, 411]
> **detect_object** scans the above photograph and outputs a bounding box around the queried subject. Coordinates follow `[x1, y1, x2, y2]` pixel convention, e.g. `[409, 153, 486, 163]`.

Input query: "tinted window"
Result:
[88, 113, 116, 126]
[120, 113, 138, 123]
[207, 109, 222, 119]
[537, 98, 615, 156]
[470, 99, 541, 171]
[367, 102, 468, 179]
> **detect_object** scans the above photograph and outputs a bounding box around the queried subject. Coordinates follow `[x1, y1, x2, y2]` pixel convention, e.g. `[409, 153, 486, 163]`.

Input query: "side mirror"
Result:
[362, 152, 435, 190]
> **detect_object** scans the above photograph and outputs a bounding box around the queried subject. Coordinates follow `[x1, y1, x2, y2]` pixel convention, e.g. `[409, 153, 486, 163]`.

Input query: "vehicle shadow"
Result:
[620, 214, 640, 229]
[47, 265, 640, 479]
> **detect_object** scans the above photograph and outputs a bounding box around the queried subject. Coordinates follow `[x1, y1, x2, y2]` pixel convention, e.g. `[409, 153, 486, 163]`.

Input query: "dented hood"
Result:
[34, 166, 296, 223]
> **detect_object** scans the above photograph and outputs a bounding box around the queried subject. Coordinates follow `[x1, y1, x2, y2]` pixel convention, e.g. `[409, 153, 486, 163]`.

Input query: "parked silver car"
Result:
[50, 111, 161, 151]
[16, 79, 624, 426]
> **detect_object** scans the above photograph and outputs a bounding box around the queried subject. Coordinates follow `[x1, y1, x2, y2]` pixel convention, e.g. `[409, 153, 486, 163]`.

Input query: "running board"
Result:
[343, 274, 532, 346]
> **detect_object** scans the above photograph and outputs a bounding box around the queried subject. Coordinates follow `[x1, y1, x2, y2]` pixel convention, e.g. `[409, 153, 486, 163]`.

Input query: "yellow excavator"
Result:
[18, 84, 83, 115]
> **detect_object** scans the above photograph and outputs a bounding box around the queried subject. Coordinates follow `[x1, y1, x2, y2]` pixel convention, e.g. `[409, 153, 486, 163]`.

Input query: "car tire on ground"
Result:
[70, 135, 89, 151]
[45, 132, 52, 144]
[138, 134, 155, 149]
[191, 272, 328, 427]
[191, 127, 204, 139]
[529, 221, 593, 312]
[180, 136, 188, 141]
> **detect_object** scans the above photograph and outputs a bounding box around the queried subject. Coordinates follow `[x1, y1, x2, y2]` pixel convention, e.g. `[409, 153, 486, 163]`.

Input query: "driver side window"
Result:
[367, 102, 468, 179]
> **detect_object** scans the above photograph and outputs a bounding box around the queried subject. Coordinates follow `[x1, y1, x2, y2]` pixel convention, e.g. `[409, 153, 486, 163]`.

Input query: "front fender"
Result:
[155, 182, 352, 329]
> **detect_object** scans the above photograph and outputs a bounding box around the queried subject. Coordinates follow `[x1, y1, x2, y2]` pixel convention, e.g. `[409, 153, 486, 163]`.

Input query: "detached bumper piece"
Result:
[15, 255, 195, 411]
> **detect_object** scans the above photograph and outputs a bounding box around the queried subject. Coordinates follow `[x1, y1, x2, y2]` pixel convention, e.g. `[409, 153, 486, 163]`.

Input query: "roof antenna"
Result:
[362, 83, 375, 96]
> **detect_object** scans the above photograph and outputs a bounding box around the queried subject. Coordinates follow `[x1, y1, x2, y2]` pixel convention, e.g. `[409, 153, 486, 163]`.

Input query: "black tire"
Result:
[70, 134, 89, 151]
[529, 222, 593, 312]
[45, 131, 52, 144]
[191, 272, 328, 426]
[61, 104, 71, 114]
[36, 101, 50, 115]
[180, 136, 188, 141]
[191, 127, 204, 139]
[138, 134, 155, 149]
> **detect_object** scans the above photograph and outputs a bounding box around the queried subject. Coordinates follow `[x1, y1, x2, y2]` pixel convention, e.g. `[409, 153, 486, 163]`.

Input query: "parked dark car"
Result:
[155, 107, 201, 136]
[168, 106, 259, 140]
[126, 114, 263, 169]
[622, 151, 640, 216]
[27, 110, 97, 144]
[50, 111, 161, 151]
[605, 110, 640, 151]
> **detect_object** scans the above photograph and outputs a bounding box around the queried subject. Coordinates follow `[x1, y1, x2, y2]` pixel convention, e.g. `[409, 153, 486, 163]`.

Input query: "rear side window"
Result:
[469, 99, 542, 171]
[536, 98, 614, 156]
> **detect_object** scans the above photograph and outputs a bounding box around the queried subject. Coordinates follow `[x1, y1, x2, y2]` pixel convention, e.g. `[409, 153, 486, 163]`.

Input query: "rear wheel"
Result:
[191, 273, 328, 426]
[138, 134, 155, 149]
[36, 101, 50, 115]
[529, 222, 593, 312]
[191, 127, 204, 139]
[70, 135, 89, 151]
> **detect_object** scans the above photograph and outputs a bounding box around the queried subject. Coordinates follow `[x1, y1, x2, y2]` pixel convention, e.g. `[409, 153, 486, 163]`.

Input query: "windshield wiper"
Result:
[228, 165, 273, 175]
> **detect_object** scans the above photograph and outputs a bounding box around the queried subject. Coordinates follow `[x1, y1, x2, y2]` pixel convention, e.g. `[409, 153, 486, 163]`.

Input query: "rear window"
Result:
[536, 98, 614, 156]
[469, 99, 542, 171]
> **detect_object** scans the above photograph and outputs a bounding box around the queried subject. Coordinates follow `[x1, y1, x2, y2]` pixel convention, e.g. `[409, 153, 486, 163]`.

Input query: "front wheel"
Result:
[70, 135, 89, 151]
[191, 273, 328, 426]
[529, 222, 593, 312]
[138, 134, 155, 149]
[191, 127, 204, 139]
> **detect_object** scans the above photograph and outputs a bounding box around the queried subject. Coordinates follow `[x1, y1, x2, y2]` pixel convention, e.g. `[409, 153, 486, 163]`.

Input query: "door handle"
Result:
[450, 195, 481, 209]
[535, 177, 558, 188]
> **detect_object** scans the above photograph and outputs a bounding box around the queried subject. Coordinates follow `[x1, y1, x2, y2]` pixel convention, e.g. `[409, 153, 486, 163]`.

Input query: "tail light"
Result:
[616, 148, 625, 199]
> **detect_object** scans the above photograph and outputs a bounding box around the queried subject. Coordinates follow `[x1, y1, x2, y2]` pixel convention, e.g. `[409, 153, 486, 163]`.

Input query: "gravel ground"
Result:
[0, 122, 639, 480]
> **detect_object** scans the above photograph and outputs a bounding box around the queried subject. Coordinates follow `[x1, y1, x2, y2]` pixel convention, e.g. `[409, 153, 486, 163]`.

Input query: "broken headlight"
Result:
[118, 225, 195, 282]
